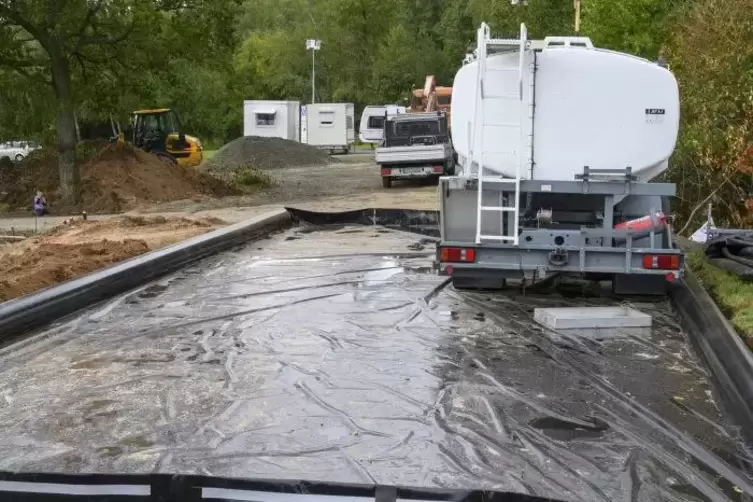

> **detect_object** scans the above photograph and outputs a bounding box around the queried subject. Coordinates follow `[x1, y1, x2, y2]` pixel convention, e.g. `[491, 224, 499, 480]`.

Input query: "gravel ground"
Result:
[0, 157, 438, 233]
[140, 160, 439, 214]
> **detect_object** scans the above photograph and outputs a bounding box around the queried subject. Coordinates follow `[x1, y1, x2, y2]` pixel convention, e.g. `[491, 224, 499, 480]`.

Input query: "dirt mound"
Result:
[0, 239, 149, 302]
[77, 143, 236, 213]
[0, 142, 236, 214]
[205, 136, 330, 172]
[2, 148, 59, 211]
[0, 215, 225, 302]
[49, 214, 219, 237]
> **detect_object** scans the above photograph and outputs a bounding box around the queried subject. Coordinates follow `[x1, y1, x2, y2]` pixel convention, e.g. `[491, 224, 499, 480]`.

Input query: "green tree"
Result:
[467, 0, 575, 37]
[666, 0, 753, 227]
[0, 0, 242, 200]
[581, 0, 691, 57]
[0, 0, 148, 202]
[369, 23, 430, 103]
[0, 68, 55, 142]
[235, 30, 311, 102]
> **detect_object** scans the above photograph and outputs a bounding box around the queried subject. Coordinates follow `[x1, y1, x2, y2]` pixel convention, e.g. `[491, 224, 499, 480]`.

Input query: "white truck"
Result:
[375, 111, 456, 188]
[437, 23, 682, 295]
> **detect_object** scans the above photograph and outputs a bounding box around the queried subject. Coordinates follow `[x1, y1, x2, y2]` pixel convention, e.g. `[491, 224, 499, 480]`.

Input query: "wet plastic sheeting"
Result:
[0, 225, 751, 502]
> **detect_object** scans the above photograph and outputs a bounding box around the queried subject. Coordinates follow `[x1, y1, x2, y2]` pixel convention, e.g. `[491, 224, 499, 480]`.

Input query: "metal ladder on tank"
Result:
[470, 23, 530, 246]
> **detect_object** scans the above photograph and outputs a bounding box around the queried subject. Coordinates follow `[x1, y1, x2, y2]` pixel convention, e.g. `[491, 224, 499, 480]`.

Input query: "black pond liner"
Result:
[0, 472, 557, 502]
[288, 208, 753, 445]
[0, 210, 290, 342]
[0, 208, 751, 501]
[286, 207, 441, 238]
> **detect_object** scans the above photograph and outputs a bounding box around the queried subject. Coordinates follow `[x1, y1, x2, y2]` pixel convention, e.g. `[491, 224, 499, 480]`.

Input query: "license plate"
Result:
[394, 167, 434, 176]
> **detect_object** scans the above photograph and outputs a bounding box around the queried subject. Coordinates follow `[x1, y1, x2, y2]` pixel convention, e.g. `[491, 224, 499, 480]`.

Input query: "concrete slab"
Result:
[534, 306, 652, 330]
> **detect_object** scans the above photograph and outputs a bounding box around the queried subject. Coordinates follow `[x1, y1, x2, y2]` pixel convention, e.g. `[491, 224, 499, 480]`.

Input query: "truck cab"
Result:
[375, 112, 455, 188]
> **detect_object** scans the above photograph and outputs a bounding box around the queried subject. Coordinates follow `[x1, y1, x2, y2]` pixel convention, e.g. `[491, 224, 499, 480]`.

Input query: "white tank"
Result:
[451, 45, 680, 182]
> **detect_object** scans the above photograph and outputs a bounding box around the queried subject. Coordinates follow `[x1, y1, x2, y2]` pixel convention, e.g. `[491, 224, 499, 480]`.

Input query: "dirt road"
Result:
[0, 160, 438, 233]
[147, 160, 438, 212]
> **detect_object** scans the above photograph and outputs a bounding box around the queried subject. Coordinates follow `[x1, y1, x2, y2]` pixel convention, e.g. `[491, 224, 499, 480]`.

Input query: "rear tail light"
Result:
[642, 254, 680, 270]
[432, 166, 443, 173]
[440, 247, 476, 263]
[380, 168, 391, 176]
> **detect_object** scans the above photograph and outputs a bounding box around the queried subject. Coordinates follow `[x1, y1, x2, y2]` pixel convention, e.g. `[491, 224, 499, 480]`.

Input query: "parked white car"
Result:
[0, 140, 41, 161]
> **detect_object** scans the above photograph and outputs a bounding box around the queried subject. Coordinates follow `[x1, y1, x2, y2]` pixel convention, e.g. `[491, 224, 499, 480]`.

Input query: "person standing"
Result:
[33, 190, 47, 216]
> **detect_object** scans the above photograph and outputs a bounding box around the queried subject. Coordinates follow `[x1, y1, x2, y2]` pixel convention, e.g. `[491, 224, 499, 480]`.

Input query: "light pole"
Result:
[305, 39, 321, 104]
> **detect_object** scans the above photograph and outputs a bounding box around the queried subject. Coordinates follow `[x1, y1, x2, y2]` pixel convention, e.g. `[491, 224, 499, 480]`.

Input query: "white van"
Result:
[358, 105, 406, 144]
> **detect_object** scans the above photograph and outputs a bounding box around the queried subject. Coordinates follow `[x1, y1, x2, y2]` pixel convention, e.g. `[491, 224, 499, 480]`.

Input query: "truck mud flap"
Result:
[0, 209, 290, 342]
[670, 269, 753, 444]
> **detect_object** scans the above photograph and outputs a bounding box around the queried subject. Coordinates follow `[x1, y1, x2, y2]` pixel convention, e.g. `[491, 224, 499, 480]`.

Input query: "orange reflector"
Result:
[642, 254, 680, 270]
[440, 247, 476, 263]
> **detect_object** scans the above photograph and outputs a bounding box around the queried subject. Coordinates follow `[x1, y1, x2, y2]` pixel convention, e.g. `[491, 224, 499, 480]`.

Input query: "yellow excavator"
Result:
[113, 108, 204, 167]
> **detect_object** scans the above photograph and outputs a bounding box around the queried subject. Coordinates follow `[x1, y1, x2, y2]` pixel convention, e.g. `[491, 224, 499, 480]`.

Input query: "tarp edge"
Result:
[670, 269, 753, 443]
[0, 209, 291, 341]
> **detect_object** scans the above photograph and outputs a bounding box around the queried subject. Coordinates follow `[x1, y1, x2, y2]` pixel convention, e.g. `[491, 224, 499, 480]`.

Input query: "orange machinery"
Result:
[408, 75, 452, 124]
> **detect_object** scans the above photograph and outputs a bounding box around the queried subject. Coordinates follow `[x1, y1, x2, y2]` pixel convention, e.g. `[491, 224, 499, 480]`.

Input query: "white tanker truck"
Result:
[437, 23, 682, 295]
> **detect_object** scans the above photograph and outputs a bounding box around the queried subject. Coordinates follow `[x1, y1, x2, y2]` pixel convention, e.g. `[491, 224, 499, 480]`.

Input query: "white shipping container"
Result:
[303, 103, 355, 153]
[243, 100, 300, 141]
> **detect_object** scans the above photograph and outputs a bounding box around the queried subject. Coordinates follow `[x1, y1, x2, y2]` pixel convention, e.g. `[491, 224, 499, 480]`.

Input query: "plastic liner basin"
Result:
[0, 224, 750, 502]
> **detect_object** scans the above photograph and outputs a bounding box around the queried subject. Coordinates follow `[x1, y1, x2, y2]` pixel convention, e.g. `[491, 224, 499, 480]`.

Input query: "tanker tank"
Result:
[451, 41, 680, 183]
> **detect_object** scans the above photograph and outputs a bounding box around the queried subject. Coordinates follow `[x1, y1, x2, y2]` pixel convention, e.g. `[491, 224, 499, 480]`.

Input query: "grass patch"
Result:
[687, 247, 753, 347]
[203, 150, 218, 160]
[234, 166, 273, 188]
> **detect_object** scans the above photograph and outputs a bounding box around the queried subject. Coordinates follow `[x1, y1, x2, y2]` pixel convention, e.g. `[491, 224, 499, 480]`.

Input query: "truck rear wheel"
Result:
[382, 177, 392, 189]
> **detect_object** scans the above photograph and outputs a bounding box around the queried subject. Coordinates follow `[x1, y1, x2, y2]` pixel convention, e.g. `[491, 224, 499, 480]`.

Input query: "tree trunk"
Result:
[74, 111, 81, 142]
[50, 53, 80, 204]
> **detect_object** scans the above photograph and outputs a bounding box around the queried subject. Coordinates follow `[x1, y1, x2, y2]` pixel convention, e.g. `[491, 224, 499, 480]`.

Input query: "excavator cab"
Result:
[131, 109, 203, 167]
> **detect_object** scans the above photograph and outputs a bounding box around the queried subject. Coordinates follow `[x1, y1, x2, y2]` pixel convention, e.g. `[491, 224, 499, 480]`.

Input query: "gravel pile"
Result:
[204, 136, 330, 172]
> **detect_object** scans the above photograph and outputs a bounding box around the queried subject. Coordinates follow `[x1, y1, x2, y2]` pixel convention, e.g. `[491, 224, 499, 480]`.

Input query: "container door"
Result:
[300, 105, 308, 144]
[345, 104, 355, 144]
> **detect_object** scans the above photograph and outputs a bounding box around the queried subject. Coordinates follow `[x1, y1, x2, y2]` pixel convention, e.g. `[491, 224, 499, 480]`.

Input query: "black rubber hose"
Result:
[722, 246, 753, 268]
